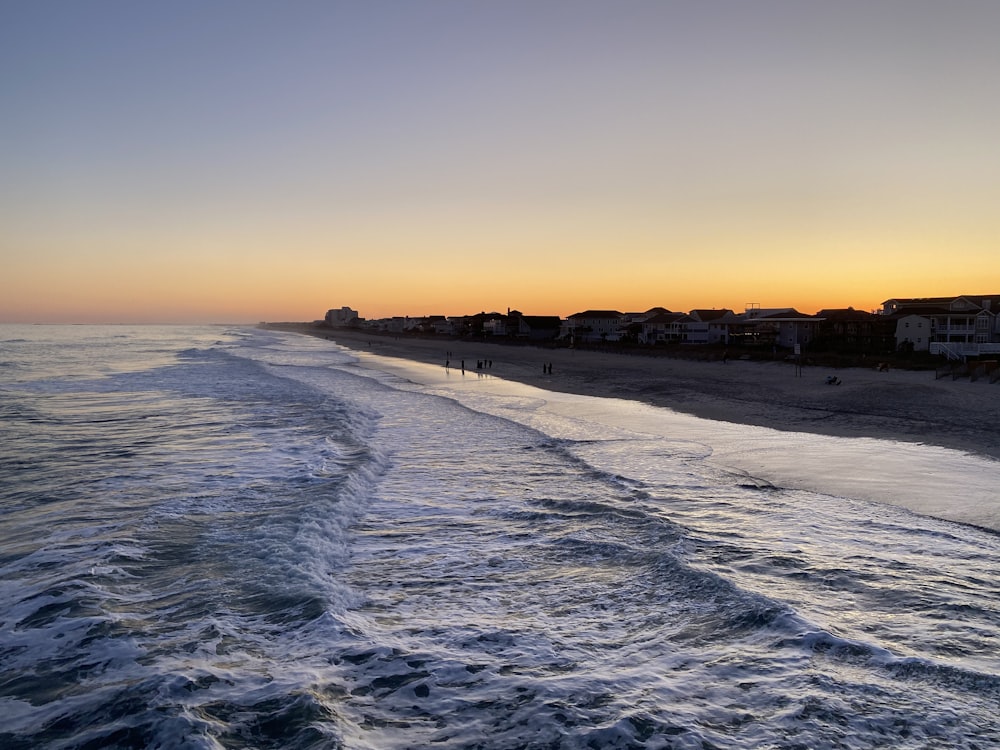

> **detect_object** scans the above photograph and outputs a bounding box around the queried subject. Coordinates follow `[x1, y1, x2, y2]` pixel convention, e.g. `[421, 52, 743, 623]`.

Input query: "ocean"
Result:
[2, 324, 999, 749]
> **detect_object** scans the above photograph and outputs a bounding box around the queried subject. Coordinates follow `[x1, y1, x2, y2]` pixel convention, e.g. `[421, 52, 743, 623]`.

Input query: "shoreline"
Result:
[270, 324, 1000, 462]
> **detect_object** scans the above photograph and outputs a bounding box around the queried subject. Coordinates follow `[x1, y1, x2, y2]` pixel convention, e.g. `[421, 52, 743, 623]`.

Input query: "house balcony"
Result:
[932, 325, 976, 336]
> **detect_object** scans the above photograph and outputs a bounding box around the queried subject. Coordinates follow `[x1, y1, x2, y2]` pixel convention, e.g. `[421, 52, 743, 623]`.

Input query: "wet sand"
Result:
[274, 325, 1000, 462]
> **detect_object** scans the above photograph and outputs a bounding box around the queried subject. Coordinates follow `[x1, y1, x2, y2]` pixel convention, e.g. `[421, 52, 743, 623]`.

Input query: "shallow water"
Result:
[1, 326, 998, 748]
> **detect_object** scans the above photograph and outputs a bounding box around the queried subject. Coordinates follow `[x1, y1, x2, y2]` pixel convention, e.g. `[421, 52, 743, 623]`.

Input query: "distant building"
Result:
[385, 316, 410, 333]
[460, 311, 507, 338]
[480, 311, 561, 340]
[325, 306, 359, 326]
[417, 315, 454, 335]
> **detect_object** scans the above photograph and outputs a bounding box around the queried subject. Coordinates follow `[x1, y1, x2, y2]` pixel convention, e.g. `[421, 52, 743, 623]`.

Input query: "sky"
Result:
[2, 0, 999, 323]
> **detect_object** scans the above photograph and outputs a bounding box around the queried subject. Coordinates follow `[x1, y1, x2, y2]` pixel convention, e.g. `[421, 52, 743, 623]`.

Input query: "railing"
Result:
[933, 326, 976, 334]
[930, 342, 1000, 361]
[931, 342, 967, 361]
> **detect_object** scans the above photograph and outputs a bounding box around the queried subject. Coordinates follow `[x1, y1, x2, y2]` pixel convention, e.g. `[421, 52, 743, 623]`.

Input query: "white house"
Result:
[894, 314, 933, 352]
[882, 295, 1000, 356]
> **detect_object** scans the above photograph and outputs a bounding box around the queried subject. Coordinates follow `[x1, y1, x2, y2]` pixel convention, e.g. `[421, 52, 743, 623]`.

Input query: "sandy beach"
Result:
[272, 325, 1000, 462]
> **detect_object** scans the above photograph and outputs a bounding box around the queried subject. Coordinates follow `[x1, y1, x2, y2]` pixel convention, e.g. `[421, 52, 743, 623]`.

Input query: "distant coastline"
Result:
[266, 322, 1000, 462]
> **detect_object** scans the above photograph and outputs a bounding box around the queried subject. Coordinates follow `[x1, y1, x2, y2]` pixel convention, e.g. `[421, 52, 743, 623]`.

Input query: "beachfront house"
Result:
[814, 308, 896, 353]
[641, 311, 690, 345]
[614, 309, 661, 344]
[480, 310, 561, 340]
[514, 315, 562, 341]
[384, 316, 411, 333]
[482, 316, 509, 336]
[415, 316, 455, 335]
[454, 311, 507, 338]
[732, 308, 821, 349]
[881, 295, 1000, 358]
[616, 308, 667, 344]
[686, 309, 739, 345]
[565, 310, 625, 344]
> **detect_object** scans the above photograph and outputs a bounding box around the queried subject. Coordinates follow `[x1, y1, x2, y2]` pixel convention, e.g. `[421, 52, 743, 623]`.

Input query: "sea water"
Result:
[1, 325, 998, 749]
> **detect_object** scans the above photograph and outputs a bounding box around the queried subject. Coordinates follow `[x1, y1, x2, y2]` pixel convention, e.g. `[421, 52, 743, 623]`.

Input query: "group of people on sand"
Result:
[444, 356, 493, 374]
[443, 353, 555, 377]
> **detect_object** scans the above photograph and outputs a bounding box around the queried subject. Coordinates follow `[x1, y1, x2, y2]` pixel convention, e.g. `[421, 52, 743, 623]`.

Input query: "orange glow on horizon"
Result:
[3, 232, 998, 324]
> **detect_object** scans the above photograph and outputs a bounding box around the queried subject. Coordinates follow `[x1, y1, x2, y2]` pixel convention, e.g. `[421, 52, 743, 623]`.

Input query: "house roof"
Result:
[468, 311, 507, 321]
[885, 305, 993, 318]
[520, 316, 561, 329]
[689, 308, 735, 322]
[568, 310, 624, 319]
[643, 311, 691, 325]
[883, 296, 959, 306]
[751, 309, 819, 321]
[961, 295, 1000, 312]
[883, 295, 1000, 312]
[884, 306, 948, 317]
[816, 308, 879, 321]
[744, 307, 794, 318]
